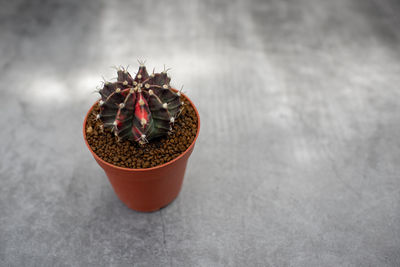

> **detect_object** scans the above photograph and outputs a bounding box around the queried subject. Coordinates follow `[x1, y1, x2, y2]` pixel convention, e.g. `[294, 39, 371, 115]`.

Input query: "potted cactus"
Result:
[83, 62, 200, 212]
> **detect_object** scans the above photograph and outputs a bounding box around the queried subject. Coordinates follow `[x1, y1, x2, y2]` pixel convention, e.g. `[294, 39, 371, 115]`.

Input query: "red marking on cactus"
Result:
[116, 113, 125, 128]
[135, 93, 149, 127]
[121, 88, 130, 97]
[114, 110, 122, 128]
[132, 125, 143, 141]
[138, 67, 145, 75]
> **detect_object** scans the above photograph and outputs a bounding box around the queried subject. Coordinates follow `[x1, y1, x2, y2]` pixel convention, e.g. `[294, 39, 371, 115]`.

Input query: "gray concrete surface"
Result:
[1, 0, 400, 266]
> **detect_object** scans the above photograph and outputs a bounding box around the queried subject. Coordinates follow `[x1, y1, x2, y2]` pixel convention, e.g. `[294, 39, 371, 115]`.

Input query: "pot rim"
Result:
[83, 89, 200, 172]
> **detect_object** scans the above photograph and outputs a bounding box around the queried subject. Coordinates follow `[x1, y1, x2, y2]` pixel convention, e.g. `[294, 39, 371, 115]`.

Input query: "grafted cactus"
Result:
[96, 63, 183, 144]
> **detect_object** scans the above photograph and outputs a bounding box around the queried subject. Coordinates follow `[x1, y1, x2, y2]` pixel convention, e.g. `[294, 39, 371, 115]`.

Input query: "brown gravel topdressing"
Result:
[85, 97, 198, 169]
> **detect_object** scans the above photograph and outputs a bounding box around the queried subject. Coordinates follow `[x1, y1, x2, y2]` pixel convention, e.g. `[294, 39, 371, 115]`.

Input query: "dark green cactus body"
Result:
[97, 65, 182, 144]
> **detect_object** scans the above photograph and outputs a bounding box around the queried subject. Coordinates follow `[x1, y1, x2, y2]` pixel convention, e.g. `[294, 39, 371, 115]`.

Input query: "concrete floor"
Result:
[1, 0, 400, 266]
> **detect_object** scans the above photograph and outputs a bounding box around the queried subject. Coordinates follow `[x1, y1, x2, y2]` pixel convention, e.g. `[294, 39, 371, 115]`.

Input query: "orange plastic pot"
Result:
[83, 91, 200, 212]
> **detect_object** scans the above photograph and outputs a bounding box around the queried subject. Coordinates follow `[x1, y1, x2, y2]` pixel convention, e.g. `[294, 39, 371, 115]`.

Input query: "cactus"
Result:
[96, 63, 183, 144]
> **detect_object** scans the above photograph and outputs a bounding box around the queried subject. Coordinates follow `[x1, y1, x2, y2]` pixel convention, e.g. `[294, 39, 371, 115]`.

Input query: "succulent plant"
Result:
[96, 62, 183, 144]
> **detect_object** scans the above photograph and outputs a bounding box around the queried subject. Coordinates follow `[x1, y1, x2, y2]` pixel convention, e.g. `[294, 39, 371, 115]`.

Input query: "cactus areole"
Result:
[96, 64, 183, 145]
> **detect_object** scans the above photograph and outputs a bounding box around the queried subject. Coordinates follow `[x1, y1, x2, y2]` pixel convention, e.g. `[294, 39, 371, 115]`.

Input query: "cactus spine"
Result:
[96, 63, 183, 144]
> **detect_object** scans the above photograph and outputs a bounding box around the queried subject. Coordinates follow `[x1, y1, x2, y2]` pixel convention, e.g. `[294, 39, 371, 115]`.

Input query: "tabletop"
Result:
[1, 0, 400, 266]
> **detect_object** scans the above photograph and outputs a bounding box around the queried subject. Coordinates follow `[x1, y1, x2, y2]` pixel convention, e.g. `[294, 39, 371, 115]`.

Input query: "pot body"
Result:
[94, 145, 194, 212]
[83, 92, 200, 212]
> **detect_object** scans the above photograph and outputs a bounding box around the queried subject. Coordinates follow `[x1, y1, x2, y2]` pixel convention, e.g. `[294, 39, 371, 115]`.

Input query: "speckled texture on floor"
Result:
[1, 0, 400, 266]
